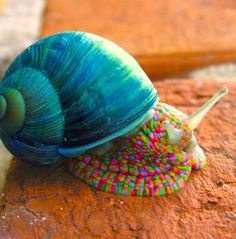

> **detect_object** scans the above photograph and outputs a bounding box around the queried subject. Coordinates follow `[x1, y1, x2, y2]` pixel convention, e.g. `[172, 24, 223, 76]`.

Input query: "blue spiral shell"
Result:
[0, 31, 158, 166]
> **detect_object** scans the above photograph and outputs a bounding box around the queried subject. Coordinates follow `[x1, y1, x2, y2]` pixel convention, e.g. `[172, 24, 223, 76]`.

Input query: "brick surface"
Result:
[0, 79, 235, 239]
[41, 0, 236, 78]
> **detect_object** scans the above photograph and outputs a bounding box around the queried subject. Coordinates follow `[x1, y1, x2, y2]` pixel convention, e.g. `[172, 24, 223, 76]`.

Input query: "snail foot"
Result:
[67, 152, 192, 197]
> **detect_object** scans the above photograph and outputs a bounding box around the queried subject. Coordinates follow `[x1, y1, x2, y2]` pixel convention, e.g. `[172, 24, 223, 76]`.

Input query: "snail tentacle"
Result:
[187, 87, 228, 130]
[163, 120, 182, 144]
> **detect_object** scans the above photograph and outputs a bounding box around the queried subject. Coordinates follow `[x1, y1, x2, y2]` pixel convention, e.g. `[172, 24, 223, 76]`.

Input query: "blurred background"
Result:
[0, 0, 236, 195]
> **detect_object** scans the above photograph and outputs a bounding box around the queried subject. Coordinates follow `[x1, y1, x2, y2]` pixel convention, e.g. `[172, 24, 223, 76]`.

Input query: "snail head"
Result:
[142, 103, 194, 166]
[159, 87, 228, 168]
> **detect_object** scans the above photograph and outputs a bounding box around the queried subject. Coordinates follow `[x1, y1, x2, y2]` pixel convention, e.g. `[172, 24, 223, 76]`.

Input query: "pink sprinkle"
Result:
[123, 154, 129, 159]
[84, 156, 91, 164]
[93, 160, 100, 168]
[111, 159, 118, 165]
[137, 141, 142, 146]
[136, 144, 142, 149]
[149, 141, 154, 149]
[149, 133, 154, 140]
[111, 185, 117, 193]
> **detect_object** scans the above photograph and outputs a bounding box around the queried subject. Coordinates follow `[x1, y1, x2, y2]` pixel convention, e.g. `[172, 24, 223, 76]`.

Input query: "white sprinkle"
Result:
[41, 217, 46, 221]
[34, 219, 37, 222]
[16, 215, 19, 219]
[120, 201, 124, 204]
[1, 216, 5, 219]
[60, 207, 63, 211]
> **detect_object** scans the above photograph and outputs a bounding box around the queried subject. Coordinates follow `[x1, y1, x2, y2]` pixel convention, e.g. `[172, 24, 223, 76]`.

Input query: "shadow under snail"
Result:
[0, 31, 228, 196]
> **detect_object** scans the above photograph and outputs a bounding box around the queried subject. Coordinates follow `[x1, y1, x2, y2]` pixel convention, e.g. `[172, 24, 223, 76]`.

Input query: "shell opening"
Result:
[187, 87, 228, 130]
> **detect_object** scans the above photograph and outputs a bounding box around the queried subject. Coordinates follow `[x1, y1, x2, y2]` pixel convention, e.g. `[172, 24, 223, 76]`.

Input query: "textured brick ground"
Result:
[41, 0, 236, 78]
[0, 79, 235, 239]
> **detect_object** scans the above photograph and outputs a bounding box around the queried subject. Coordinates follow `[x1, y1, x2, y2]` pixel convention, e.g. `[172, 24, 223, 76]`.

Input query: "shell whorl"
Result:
[0, 69, 65, 165]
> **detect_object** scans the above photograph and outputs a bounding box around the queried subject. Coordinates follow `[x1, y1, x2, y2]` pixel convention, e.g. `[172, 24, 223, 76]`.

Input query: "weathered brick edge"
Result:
[0, 0, 46, 195]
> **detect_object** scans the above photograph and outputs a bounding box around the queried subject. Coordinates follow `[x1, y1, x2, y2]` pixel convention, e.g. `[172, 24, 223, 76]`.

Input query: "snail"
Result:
[0, 31, 228, 196]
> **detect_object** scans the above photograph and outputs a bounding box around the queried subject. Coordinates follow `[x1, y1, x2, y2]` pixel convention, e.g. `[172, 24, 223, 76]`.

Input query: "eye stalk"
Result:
[163, 121, 183, 144]
[187, 87, 228, 130]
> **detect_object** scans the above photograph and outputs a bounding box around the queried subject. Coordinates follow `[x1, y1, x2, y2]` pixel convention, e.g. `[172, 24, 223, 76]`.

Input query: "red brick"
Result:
[41, 0, 236, 78]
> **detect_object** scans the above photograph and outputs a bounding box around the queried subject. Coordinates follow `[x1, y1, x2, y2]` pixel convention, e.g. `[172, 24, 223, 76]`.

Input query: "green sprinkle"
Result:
[160, 187, 166, 196]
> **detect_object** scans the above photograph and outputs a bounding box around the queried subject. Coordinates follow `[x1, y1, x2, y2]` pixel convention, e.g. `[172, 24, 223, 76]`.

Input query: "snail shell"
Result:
[0, 31, 158, 166]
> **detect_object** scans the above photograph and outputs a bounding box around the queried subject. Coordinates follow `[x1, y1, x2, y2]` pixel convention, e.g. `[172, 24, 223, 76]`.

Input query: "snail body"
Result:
[0, 31, 228, 196]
